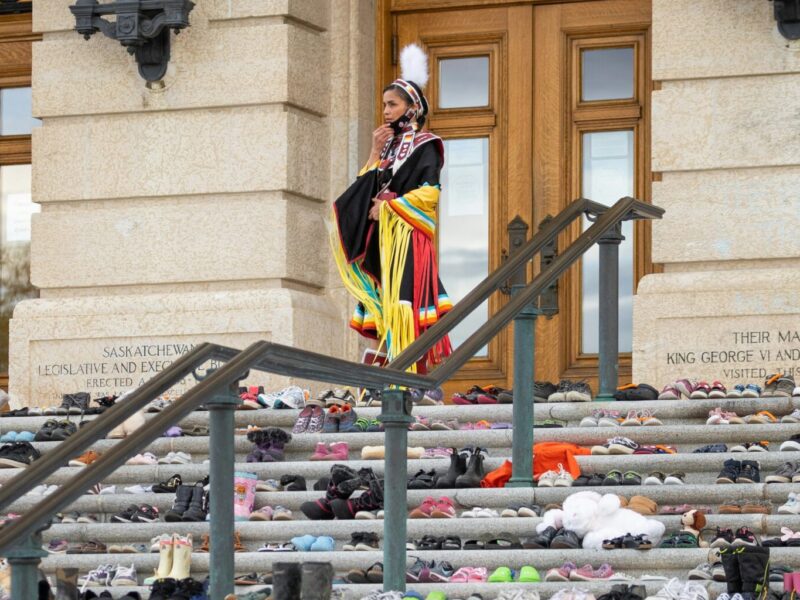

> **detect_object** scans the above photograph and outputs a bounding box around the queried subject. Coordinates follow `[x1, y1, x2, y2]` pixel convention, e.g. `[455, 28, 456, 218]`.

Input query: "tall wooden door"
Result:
[386, 0, 652, 394]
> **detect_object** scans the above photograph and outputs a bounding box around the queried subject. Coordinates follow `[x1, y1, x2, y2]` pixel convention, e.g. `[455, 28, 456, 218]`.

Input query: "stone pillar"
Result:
[634, 0, 800, 386]
[8, 0, 374, 407]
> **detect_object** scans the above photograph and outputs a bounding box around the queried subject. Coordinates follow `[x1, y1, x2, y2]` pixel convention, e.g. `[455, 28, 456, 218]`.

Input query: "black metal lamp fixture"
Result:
[69, 0, 195, 82]
[0, 0, 32, 15]
[771, 0, 800, 40]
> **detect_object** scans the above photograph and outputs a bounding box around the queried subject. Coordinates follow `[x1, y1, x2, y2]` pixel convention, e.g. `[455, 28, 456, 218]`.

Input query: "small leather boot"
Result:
[455, 448, 485, 488]
[164, 485, 195, 522]
[300, 562, 333, 600]
[181, 485, 208, 522]
[435, 448, 467, 488]
[272, 562, 301, 600]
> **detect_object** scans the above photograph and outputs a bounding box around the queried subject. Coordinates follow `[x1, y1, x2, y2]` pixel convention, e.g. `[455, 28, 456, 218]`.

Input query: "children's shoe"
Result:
[309, 442, 330, 461]
[519, 565, 541, 582]
[488, 566, 514, 583]
[338, 405, 359, 432]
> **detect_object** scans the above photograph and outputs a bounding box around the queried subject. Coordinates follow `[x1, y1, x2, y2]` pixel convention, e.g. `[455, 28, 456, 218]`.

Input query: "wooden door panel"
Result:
[396, 5, 532, 395]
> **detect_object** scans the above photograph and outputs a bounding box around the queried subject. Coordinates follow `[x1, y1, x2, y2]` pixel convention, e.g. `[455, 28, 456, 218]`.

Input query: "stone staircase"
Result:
[1, 394, 799, 599]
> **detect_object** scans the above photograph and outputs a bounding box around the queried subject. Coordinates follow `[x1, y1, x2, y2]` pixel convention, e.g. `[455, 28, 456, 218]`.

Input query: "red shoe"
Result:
[431, 496, 456, 518]
[408, 496, 437, 518]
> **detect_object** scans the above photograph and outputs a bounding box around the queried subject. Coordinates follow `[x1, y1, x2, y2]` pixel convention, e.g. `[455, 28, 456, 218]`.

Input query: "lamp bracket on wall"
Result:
[0, 0, 32, 15]
[771, 0, 800, 40]
[69, 0, 195, 82]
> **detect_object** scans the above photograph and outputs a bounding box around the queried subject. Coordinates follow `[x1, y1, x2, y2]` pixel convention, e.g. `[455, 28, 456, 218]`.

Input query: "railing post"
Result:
[7, 531, 47, 600]
[379, 388, 414, 592]
[596, 223, 624, 401]
[505, 216, 536, 488]
[205, 375, 243, 599]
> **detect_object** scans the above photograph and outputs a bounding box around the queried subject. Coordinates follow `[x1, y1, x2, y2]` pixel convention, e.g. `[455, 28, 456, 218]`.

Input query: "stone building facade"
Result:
[2, 0, 799, 406]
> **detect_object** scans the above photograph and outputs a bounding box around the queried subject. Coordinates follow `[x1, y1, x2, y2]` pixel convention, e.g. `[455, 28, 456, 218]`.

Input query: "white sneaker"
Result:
[554, 464, 574, 487]
[25, 484, 47, 496]
[778, 493, 800, 514]
[537, 470, 559, 487]
[110, 563, 137, 586]
[680, 582, 709, 600]
[127, 452, 158, 465]
[157, 451, 191, 464]
[123, 484, 150, 494]
[98, 485, 116, 495]
[781, 408, 800, 423]
[645, 578, 685, 600]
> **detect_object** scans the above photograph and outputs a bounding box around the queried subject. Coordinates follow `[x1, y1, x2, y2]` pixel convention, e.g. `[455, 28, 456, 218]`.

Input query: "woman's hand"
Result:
[368, 198, 384, 221]
[367, 124, 393, 164]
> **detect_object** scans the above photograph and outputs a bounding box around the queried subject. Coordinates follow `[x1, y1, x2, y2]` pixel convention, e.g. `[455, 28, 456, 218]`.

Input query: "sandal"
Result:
[417, 535, 443, 550]
[407, 469, 437, 490]
[234, 573, 259, 585]
[442, 535, 461, 550]
[184, 425, 209, 436]
[485, 534, 522, 550]
[366, 562, 383, 583]
[463, 539, 485, 550]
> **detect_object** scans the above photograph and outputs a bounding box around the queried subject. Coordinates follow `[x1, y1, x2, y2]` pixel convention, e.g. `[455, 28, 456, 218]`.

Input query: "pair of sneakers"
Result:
[537, 464, 574, 487]
[78, 564, 137, 589]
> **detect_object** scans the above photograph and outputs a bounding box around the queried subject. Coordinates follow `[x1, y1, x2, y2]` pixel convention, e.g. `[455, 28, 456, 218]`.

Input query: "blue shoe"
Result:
[403, 592, 424, 600]
[309, 535, 335, 551]
[0, 432, 17, 443]
[15, 431, 34, 442]
[290, 534, 317, 552]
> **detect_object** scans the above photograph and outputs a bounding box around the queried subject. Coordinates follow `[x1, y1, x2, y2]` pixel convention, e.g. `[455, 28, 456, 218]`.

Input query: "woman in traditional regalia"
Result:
[331, 44, 452, 374]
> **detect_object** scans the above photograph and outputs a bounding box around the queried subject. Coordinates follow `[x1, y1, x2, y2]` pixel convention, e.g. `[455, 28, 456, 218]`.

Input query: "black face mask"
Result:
[389, 108, 416, 135]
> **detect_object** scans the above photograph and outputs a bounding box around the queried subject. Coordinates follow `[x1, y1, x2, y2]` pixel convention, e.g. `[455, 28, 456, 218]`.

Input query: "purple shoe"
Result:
[491, 422, 512, 429]
[292, 406, 313, 434]
[164, 426, 182, 437]
[306, 406, 325, 434]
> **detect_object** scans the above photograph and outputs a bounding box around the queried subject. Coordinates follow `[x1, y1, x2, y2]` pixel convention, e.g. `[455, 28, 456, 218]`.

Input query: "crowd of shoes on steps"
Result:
[0, 371, 798, 599]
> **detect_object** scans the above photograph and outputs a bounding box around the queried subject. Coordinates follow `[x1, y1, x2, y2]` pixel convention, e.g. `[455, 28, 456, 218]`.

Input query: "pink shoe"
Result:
[309, 442, 330, 461]
[468, 567, 488, 582]
[547, 562, 577, 581]
[326, 442, 349, 461]
[450, 568, 471, 583]
[459, 422, 475, 430]
[408, 496, 437, 518]
[569, 564, 596, 581]
[592, 564, 614, 579]
[431, 496, 456, 518]
[248, 506, 274, 521]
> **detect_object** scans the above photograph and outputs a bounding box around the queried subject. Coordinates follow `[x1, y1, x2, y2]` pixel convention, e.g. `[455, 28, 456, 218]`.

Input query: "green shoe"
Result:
[488, 566, 514, 583]
[425, 592, 447, 600]
[518, 565, 541, 582]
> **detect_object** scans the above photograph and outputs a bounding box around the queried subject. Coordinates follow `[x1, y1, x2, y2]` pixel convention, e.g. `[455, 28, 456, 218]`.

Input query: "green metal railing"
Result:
[0, 196, 662, 598]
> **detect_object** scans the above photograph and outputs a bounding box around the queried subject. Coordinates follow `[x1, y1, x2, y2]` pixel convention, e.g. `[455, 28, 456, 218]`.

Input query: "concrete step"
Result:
[39, 547, 800, 574]
[69, 581, 793, 600]
[37, 514, 800, 545]
[11, 482, 799, 525]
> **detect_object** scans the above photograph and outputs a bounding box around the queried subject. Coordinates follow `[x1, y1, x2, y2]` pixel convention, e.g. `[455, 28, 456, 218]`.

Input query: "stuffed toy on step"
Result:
[536, 490, 666, 549]
[681, 509, 709, 547]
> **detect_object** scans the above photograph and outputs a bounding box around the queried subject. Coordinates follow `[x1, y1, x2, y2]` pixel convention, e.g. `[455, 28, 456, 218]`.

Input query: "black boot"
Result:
[435, 448, 467, 488]
[300, 562, 333, 600]
[168, 577, 203, 599]
[280, 474, 307, 491]
[455, 448, 485, 488]
[272, 562, 301, 600]
[721, 547, 743, 594]
[164, 485, 194, 522]
[300, 465, 359, 520]
[181, 484, 208, 522]
[330, 477, 384, 520]
[738, 546, 771, 593]
[147, 579, 177, 600]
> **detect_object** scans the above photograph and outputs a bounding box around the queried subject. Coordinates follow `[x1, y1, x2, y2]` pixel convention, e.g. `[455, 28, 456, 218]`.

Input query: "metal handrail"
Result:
[427, 196, 662, 384]
[0, 342, 435, 547]
[388, 196, 662, 372]
[0, 195, 663, 597]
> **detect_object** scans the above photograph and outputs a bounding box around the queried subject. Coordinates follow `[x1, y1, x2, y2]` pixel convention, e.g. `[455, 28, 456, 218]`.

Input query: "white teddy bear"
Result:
[536, 490, 666, 549]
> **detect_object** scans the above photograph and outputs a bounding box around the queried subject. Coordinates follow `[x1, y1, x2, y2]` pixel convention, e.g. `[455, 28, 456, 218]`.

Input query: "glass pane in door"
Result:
[439, 57, 489, 109]
[580, 130, 634, 354]
[1, 164, 39, 373]
[581, 47, 634, 102]
[439, 137, 490, 356]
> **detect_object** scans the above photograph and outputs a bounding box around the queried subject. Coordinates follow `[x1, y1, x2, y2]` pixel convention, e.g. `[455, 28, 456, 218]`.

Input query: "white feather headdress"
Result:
[400, 43, 429, 88]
